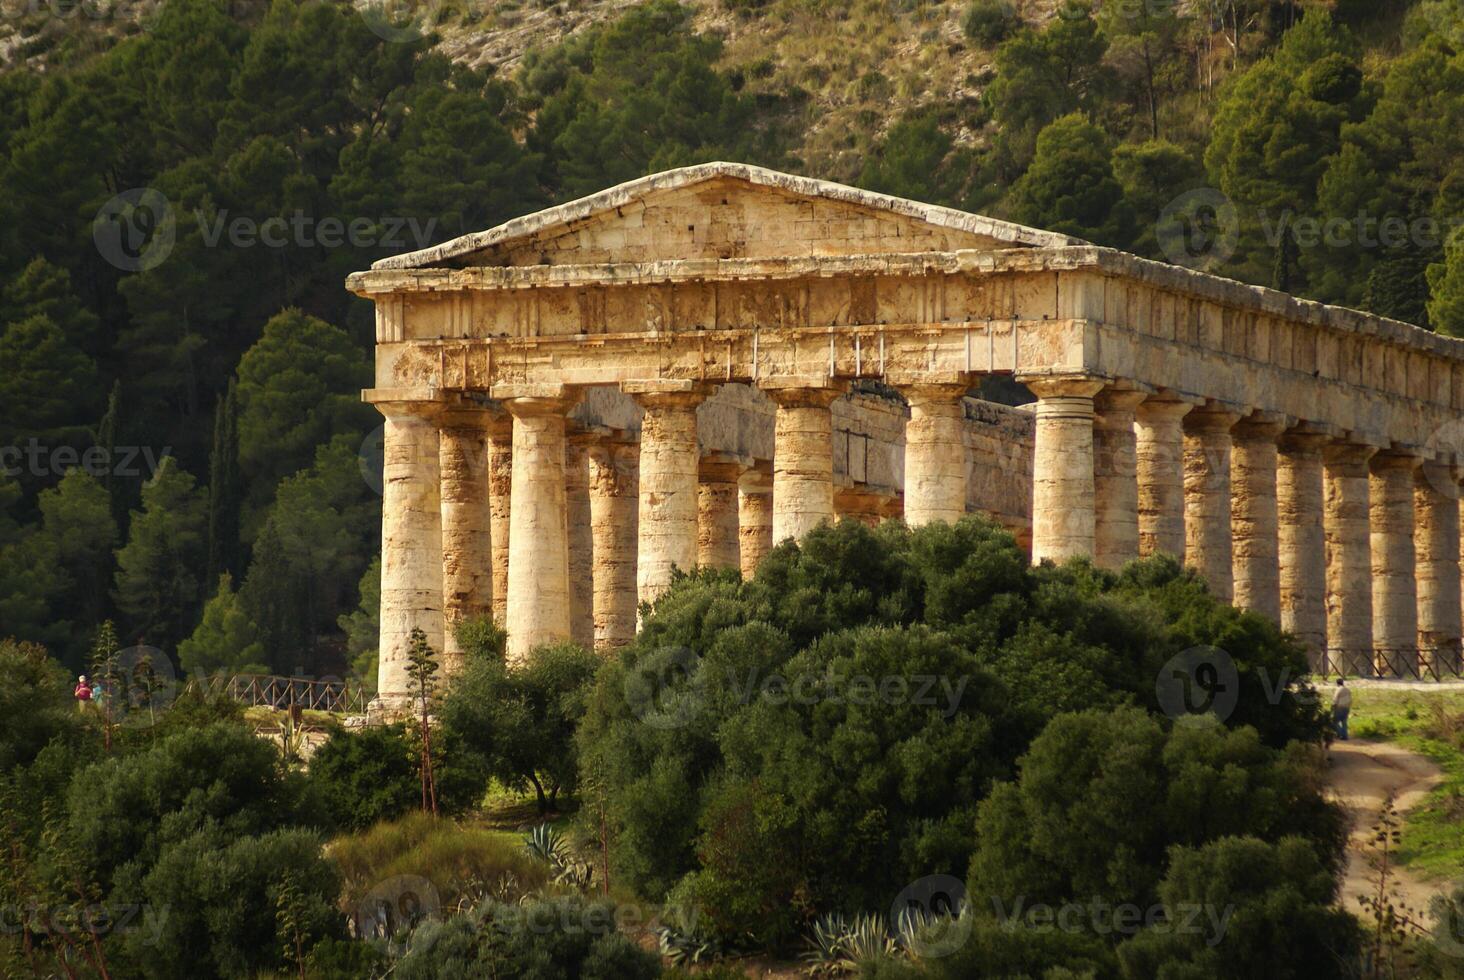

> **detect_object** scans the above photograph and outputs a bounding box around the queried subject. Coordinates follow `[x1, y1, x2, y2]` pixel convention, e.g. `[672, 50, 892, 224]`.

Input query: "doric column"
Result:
[1025, 376, 1103, 563]
[1230, 412, 1286, 622]
[588, 434, 639, 649]
[698, 454, 745, 571]
[495, 384, 580, 663]
[1371, 450, 1421, 675]
[438, 403, 494, 677]
[565, 431, 595, 650]
[899, 379, 970, 527]
[1325, 442, 1377, 676]
[625, 380, 706, 609]
[765, 379, 846, 544]
[486, 411, 513, 625]
[1278, 429, 1329, 663]
[1093, 388, 1146, 570]
[1416, 461, 1462, 673]
[1182, 404, 1239, 601]
[367, 395, 443, 709]
[1134, 397, 1193, 560]
[738, 465, 774, 579]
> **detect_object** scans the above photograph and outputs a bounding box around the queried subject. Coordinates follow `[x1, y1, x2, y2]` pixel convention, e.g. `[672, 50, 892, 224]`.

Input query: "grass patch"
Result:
[329, 811, 550, 915]
[1344, 686, 1464, 881]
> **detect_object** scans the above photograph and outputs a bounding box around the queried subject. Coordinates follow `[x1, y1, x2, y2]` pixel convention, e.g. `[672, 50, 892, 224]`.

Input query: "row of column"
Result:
[1026, 377, 1464, 675]
[375, 375, 980, 699]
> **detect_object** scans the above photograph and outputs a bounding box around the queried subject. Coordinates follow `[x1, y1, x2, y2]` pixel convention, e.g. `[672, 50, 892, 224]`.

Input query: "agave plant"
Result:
[523, 824, 595, 891]
[802, 911, 901, 975]
[656, 923, 725, 965]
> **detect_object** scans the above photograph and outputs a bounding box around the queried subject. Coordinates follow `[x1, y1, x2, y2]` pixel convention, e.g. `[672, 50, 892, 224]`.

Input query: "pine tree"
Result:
[112, 456, 208, 650]
[207, 380, 240, 581]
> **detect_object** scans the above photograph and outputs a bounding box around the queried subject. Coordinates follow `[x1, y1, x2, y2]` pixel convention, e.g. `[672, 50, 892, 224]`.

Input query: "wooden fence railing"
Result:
[190, 673, 367, 714]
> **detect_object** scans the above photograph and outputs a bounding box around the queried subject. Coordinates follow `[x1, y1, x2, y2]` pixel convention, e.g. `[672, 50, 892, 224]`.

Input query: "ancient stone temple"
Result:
[347, 162, 1464, 710]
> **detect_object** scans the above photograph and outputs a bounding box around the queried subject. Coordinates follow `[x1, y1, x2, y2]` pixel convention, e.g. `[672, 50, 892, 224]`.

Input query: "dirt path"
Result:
[1330, 739, 1447, 916]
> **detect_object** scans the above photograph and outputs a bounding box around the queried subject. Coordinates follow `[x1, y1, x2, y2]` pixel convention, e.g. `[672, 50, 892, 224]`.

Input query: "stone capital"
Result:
[1094, 388, 1149, 415]
[1231, 411, 1288, 444]
[1370, 447, 1423, 474]
[1019, 374, 1105, 400]
[1182, 402, 1242, 434]
[1323, 440, 1379, 470]
[699, 452, 750, 484]
[761, 377, 847, 408]
[739, 462, 773, 492]
[436, 395, 507, 431]
[363, 387, 448, 423]
[1277, 423, 1336, 455]
[1135, 395, 1196, 423]
[622, 378, 710, 409]
[493, 382, 582, 418]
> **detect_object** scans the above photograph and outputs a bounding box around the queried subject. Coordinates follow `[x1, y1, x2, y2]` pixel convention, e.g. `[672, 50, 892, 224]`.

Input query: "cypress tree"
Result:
[207, 380, 240, 581]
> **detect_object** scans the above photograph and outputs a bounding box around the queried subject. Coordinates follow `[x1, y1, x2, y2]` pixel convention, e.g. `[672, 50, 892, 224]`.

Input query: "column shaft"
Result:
[1093, 390, 1145, 569]
[566, 437, 595, 649]
[1027, 377, 1103, 563]
[1183, 406, 1237, 601]
[375, 404, 442, 705]
[901, 382, 969, 526]
[438, 410, 492, 676]
[1230, 416, 1284, 622]
[1135, 398, 1192, 560]
[486, 414, 513, 625]
[1416, 464, 1462, 672]
[698, 457, 743, 571]
[1325, 443, 1376, 676]
[1371, 452, 1420, 675]
[1278, 433, 1327, 663]
[501, 392, 577, 663]
[768, 384, 843, 544]
[738, 468, 774, 580]
[631, 386, 704, 608]
[589, 439, 639, 649]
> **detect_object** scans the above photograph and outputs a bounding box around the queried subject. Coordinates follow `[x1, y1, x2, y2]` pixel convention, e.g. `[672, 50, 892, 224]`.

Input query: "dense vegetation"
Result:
[5, 518, 1458, 976]
[3, 0, 1464, 682]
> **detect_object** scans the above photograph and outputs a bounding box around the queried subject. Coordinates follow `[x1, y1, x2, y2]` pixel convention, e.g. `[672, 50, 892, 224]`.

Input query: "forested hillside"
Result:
[1, 0, 1461, 683]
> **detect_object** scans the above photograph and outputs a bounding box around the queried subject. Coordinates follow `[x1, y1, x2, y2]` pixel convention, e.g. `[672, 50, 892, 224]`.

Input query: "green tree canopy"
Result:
[177, 572, 269, 677]
[112, 456, 207, 649]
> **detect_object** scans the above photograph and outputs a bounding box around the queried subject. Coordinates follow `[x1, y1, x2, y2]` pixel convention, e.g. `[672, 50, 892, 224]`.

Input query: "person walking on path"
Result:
[1333, 678, 1352, 740]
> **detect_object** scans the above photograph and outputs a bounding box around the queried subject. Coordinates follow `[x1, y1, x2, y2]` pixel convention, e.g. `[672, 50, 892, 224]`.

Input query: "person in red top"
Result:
[74, 674, 92, 711]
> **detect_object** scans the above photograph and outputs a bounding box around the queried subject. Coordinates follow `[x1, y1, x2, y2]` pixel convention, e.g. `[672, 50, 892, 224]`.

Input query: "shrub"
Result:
[439, 621, 600, 812]
[962, 0, 1018, 46]
[579, 519, 1331, 944]
[391, 896, 661, 979]
[309, 721, 486, 829]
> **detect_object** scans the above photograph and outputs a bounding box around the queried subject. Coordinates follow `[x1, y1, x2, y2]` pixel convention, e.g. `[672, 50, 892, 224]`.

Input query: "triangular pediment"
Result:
[372, 162, 1085, 270]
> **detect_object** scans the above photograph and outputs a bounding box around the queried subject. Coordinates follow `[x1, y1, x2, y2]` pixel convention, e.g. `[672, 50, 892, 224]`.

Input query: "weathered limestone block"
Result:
[566, 433, 595, 650]
[497, 385, 580, 663]
[698, 455, 745, 571]
[371, 398, 443, 709]
[899, 379, 970, 527]
[1278, 430, 1329, 662]
[588, 435, 639, 649]
[1093, 388, 1146, 569]
[438, 405, 494, 677]
[486, 412, 513, 624]
[1230, 413, 1286, 623]
[627, 381, 706, 608]
[1134, 397, 1192, 561]
[766, 380, 846, 544]
[1025, 376, 1103, 563]
[738, 466, 774, 579]
[1416, 463, 1461, 669]
[1370, 450, 1420, 674]
[1325, 442, 1377, 675]
[1183, 405, 1239, 602]
[834, 483, 902, 526]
